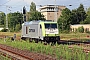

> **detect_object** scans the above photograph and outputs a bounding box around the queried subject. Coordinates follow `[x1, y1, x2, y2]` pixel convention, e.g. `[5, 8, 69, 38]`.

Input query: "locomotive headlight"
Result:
[45, 34, 48, 36]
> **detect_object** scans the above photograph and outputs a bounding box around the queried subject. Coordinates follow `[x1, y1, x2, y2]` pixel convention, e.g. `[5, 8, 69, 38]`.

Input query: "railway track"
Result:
[58, 40, 90, 54]
[0, 44, 56, 60]
[58, 40, 90, 44]
[68, 44, 90, 54]
[0, 44, 33, 60]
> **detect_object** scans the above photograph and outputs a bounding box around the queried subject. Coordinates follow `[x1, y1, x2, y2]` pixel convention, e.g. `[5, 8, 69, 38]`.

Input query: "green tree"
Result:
[58, 8, 72, 32]
[77, 4, 87, 24]
[8, 12, 23, 31]
[82, 7, 90, 24]
[30, 2, 36, 12]
[71, 9, 78, 24]
[0, 12, 6, 27]
[29, 2, 46, 21]
[29, 11, 45, 21]
[15, 24, 21, 32]
[71, 4, 86, 24]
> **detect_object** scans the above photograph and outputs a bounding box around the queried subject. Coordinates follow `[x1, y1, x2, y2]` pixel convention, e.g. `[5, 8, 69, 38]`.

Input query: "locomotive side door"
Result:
[39, 24, 43, 40]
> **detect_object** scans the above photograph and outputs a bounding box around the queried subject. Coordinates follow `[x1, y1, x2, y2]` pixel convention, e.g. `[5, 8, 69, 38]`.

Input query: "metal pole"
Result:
[54, 0, 57, 22]
[6, 6, 8, 29]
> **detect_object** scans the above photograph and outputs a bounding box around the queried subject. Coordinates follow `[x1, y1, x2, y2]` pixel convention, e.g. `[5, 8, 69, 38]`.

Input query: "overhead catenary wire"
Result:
[0, 0, 11, 6]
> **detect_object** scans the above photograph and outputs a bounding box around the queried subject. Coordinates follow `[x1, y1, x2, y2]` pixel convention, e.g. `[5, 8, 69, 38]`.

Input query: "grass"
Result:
[0, 32, 90, 41]
[0, 32, 21, 37]
[60, 33, 90, 41]
[0, 39, 90, 60]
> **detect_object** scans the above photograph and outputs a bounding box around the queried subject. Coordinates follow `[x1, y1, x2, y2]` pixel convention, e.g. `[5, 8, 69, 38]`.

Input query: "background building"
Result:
[70, 24, 90, 32]
[39, 5, 66, 21]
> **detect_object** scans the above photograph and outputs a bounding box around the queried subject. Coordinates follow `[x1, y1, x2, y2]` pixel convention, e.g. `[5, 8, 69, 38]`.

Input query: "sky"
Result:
[0, 0, 90, 13]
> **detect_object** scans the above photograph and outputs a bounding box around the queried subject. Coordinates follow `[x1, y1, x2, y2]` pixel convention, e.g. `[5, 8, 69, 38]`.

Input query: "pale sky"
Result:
[0, 0, 90, 13]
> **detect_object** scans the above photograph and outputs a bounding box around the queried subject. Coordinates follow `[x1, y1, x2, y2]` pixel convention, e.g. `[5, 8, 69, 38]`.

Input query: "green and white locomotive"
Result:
[21, 20, 60, 42]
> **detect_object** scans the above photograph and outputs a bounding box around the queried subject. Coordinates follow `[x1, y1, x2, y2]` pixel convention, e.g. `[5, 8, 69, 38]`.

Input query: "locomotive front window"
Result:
[51, 24, 57, 28]
[45, 24, 50, 28]
[45, 23, 57, 28]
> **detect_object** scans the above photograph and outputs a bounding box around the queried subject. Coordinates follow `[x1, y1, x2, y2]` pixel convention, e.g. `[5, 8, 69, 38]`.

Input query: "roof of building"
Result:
[71, 24, 90, 26]
[40, 5, 66, 9]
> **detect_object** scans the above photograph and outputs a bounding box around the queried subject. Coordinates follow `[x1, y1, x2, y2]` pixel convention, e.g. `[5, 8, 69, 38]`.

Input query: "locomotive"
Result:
[21, 20, 60, 42]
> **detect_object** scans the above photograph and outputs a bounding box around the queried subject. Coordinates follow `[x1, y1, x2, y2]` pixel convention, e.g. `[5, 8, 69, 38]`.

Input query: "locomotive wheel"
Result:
[21, 37, 26, 40]
[29, 38, 33, 42]
[34, 39, 39, 43]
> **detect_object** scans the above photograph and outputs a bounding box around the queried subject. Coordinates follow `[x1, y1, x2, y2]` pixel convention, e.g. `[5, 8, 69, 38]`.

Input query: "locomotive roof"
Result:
[23, 20, 57, 25]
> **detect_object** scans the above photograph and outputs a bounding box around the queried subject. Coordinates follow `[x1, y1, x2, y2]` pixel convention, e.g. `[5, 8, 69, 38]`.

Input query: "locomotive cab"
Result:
[41, 22, 60, 42]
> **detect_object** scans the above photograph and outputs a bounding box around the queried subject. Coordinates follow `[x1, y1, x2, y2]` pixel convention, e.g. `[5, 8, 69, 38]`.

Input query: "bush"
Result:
[61, 30, 70, 33]
[1, 28, 8, 32]
[77, 26, 84, 33]
[15, 24, 21, 32]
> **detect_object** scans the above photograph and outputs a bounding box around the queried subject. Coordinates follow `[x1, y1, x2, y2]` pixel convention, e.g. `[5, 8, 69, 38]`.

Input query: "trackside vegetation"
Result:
[0, 39, 90, 60]
[0, 54, 11, 60]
